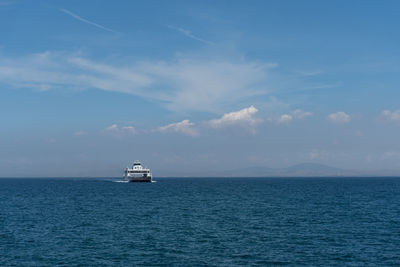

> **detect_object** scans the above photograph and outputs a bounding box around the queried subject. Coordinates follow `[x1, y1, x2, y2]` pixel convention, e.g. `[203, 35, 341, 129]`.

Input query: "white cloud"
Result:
[106, 124, 118, 131]
[277, 114, 292, 124]
[158, 120, 198, 137]
[292, 109, 313, 119]
[381, 110, 400, 121]
[59, 8, 118, 34]
[0, 52, 276, 113]
[121, 126, 136, 134]
[208, 106, 260, 129]
[327, 112, 351, 123]
[276, 109, 312, 124]
[103, 124, 136, 136]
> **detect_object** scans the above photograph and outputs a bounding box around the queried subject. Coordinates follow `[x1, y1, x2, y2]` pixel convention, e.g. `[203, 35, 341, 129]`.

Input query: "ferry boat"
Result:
[123, 161, 152, 182]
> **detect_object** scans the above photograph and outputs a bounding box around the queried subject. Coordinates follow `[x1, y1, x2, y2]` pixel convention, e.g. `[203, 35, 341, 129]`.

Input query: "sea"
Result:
[1, 177, 400, 266]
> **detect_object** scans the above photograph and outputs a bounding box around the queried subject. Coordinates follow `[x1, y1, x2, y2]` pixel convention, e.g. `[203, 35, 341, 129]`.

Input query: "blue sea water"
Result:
[1, 177, 400, 266]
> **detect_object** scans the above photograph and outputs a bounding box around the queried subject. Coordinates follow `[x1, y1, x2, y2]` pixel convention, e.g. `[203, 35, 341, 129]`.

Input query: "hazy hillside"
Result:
[156, 163, 399, 177]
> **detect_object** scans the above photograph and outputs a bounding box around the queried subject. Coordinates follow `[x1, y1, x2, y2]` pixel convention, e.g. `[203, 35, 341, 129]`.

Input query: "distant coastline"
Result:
[2, 163, 400, 178]
[153, 163, 400, 178]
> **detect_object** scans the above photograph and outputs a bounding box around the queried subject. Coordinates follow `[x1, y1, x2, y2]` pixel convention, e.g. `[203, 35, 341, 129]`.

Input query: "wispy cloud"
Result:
[157, 120, 198, 137]
[309, 149, 330, 160]
[102, 124, 136, 137]
[168, 25, 214, 45]
[381, 151, 400, 160]
[0, 51, 276, 113]
[355, 130, 363, 137]
[74, 130, 88, 136]
[296, 70, 323, 76]
[59, 8, 118, 34]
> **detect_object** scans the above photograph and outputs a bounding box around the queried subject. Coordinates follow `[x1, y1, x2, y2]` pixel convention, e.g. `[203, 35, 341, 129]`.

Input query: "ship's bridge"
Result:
[132, 161, 143, 170]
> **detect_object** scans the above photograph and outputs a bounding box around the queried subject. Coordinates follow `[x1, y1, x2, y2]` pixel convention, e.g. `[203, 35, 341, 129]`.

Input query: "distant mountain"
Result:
[156, 162, 400, 177]
[212, 163, 360, 177]
[280, 163, 360, 177]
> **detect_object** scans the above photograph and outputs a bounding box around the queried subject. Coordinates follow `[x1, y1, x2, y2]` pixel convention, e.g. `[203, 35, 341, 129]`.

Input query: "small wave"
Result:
[151, 180, 157, 183]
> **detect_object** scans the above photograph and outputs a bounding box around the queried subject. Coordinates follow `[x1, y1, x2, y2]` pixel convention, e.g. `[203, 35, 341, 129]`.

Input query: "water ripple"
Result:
[1, 177, 400, 266]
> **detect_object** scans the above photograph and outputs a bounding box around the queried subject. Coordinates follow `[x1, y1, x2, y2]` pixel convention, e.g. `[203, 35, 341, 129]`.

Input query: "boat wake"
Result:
[112, 180, 156, 183]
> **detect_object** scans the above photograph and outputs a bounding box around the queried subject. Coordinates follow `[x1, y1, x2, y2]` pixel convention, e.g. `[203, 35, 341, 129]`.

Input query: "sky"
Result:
[1, 0, 400, 177]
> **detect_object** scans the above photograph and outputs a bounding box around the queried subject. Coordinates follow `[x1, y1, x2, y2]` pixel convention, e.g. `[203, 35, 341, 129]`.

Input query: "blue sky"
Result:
[1, 0, 400, 176]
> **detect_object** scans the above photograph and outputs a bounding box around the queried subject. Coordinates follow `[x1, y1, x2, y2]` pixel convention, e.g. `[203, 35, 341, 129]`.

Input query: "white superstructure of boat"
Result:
[123, 161, 152, 182]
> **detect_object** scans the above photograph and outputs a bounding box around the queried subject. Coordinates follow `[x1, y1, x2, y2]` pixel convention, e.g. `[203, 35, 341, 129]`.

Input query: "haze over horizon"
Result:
[2, 0, 400, 177]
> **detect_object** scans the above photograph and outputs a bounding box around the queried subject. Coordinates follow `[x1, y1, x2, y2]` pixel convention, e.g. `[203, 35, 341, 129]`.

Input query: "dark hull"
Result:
[127, 177, 152, 183]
